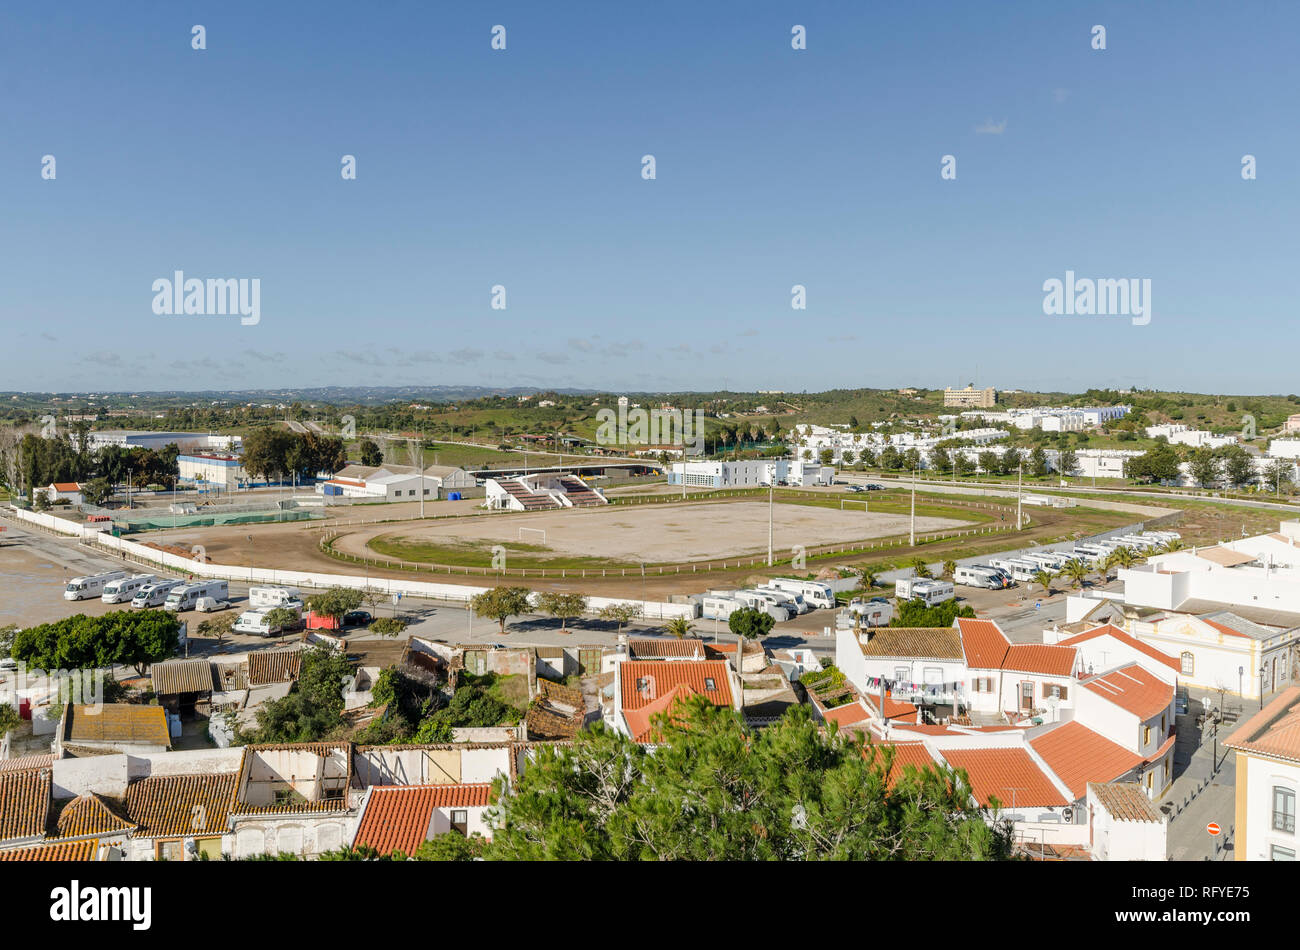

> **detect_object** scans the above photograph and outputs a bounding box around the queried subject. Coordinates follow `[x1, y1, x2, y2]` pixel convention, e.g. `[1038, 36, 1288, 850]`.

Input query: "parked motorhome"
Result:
[233, 604, 301, 636]
[702, 595, 744, 621]
[248, 586, 303, 609]
[845, 597, 893, 626]
[101, 574, 157, 604]
[131, 579, 183, 608]
[755, 587, 808, 614]
[766, 578, 837, 609]
[954, 565, 1006, 589]
[164, 580, 230, 613]
[894, 578, 955, 605]
[64, 571, 128, 601]
[731, 591, 792, 622]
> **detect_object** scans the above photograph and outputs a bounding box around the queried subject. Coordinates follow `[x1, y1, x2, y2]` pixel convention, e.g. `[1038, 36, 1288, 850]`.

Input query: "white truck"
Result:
[64, 570, 128, 601]
[101, 574, 157, 604]
[165, 580, 230, 613]
[766, 578, 837, 609]
[894, 577, 955, 606]
[248, 586, 303, 609]
[131, 579, 184, 608]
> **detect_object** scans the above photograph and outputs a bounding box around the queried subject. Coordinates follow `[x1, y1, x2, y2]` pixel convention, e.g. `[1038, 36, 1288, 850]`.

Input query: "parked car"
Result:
[343, 610, 373, 627]
[847, 485, 866, 493]
[864, 483, 885, 491]
[195, 597, 231, 613]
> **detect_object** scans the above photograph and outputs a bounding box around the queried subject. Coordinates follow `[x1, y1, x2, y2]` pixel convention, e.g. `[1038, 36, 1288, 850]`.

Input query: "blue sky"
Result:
[4, 1, 1299, 395]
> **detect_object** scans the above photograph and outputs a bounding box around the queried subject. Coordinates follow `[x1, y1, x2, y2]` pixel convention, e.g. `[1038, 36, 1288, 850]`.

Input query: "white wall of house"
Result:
[1133, 616, 1260, 698]
[429, 805, 492, 839]
[1088, 791, 1168, 860]
[1237, 753, 1300, 862]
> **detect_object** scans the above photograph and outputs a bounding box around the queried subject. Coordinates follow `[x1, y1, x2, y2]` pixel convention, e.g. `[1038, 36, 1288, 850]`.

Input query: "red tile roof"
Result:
[125, 773, 236, 838]
[1057, 624, 1180, 672]
[354, 784, 493, 855]
[1030, 722, 1144, 800]
[0, 755, 55, 773]
[0, 838, 97, 861]
[865, 742, 939, 787]
[940, 748, 1068, 808]
[51, 482, 81, 492]
[1081, 665, 1174, 720]
[56, 793, 136, 838]
[0, 769, 50, 843]
[1087, 782, 1164, 823]
[957, 618, 1010, 669]
[822, 701, 871, 727]
[620, 660, 733, 712]
[1224, 687, 1300, 764]
[1002, 644, 1077, 677]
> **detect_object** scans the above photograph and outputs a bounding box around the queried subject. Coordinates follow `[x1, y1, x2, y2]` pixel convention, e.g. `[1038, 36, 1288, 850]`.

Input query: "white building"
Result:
[669, 459, 775, 488]
[178, 453, 247, 490]
[1145, 424, 1237, 450]
[1225, 687, 1299, 861]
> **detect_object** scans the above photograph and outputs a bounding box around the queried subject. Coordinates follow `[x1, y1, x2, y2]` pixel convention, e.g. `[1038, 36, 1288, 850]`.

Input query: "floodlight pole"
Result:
[909, 468, 916, 547]
[1017, 462, 1024, 530]
[768, 482, 774, 567]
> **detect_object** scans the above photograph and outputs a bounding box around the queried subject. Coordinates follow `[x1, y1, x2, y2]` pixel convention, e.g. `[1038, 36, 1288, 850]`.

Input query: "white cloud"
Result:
[975, 118, 1007, 135]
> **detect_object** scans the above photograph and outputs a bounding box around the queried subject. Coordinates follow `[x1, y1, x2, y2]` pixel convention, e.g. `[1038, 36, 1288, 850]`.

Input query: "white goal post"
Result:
[839, 499, 868, 512]
[518, 527, 547, 543]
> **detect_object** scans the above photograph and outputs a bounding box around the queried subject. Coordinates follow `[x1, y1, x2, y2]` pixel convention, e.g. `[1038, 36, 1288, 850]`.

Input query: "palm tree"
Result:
[857, 569, 879, 592]
[910, 557, 933, 579]
[664, 616, 694, 640]
[1159, 538, 1185, 554]
[1060, 558, 1089, 589]
[942, 559, 957, 579]
[1033, 569, 1055, 597]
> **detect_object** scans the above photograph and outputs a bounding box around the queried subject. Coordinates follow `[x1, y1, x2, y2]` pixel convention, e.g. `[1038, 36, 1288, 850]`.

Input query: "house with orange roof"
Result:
[956, 618, 1080, 723]
[612, 658, 739, 743]
[835, 624, 967, 722]
[351, 783, 494, 855]
[1075, 665, 1176, 799]
[1224, 686, 1300, 861]
[1052, 623, 1180, 684]
[39, 482, 84, 505]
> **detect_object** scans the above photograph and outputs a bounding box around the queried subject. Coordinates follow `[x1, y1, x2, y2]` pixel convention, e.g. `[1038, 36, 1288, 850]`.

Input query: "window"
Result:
[1272, 845, 1296, 861]
[1274, 787, 1296, 834]
[894, 667, 909, 682]
[704, 678, 716, 691]
[1145, 771, 1154, 791]
[1181, 651, 1194, 675]
[156, 839, 185, 862]
[1143, 725, 1152, 746]
[1161, 714, 1167, 734]
[451, 810, 468, 836]
[196, 837, 222, 861]
[1042, 684, 1068, 700]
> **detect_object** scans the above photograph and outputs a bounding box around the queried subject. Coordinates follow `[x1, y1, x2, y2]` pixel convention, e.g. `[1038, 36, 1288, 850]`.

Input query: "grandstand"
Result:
[483, 474, 609, 512]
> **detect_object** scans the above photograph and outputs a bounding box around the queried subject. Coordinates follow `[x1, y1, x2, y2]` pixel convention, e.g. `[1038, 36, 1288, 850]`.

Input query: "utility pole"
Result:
[909, 467, 916, 547]
[682, 444, 687, 500]
[1016, 461, 1024, 530]
[767, 481, 774, 566]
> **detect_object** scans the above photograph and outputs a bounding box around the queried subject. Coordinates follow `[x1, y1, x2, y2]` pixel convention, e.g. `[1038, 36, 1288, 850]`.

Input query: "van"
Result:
[702, 596, 743, 621]
[755, 587, 808, 614]
[165, 580, 230, 613]
[64, 571, 128, 601]
[132, 579, 183, 608]
[845, 597, 893, 626]
[731, 591, 791, 622]
[248, 586, 303, 609]
[101, 574, 156, 604]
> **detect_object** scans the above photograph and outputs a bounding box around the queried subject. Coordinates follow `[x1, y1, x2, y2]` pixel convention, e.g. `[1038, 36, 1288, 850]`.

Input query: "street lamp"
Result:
[1238, 665, 1244, 703]
[1259, 664, 1266, 710]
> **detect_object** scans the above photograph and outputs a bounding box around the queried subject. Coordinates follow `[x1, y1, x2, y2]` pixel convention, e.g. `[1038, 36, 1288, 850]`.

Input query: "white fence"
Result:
[5, 506, 694, 621]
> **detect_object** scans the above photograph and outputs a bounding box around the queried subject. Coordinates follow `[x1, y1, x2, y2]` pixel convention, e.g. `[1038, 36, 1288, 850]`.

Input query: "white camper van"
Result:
[233, 604, 301, 636]
[845, 597, 893, 626]
[64, 571, 128, 601]
[165, 580, 230, 613]
[131, 579, 183, 608]
[248, 586, 303, 609]
[954, 565, 1005, 589]
[101, 574, 157, 604]
[732, 591, 791, 622]
[755, 587, 808, 615]
[894, 578, 955, 606]
[766, 578, 837, 609]
[701, 595, 744, 621]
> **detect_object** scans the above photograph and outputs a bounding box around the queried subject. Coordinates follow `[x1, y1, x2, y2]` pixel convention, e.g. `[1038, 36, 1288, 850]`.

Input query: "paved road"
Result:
[1165, 697, 1240, 861]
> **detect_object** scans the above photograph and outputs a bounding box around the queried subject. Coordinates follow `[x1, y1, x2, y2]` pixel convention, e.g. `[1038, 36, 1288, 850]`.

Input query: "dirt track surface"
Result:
[340, 501, 971, 564]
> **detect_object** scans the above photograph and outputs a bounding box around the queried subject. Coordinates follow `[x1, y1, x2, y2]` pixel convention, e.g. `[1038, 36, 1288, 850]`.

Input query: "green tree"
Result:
[1264, 459, 1294, 495]
[1028, 447, 1048, 478]
[81, 476, 113, 506]
[909, 557, 933, 579]
[890, 598, 974, 627]
[243, 646, 353, 744]
[1032, 569, 1055, 596]
[535, 591, 588, 634]
[359, 439, 383, 467]
[664, 616, 695, 640]
[11, 612, 180, 676]
[976, 451, 999, 476]
[306, 587, 364, 625]
[412, 833, 487, 861]
[1220, 447, 1255, 490]
[597, 602, 644, 636]
[1188, 448, 1220, 489]
[941, 559, 957, 579]
[472, 586, 534, 636]
[1128, 443, 1181, 484]
[728, 606, 774, 640]
[1059, 558, 1089, 589]
[485, 703, 1014, 861]
[1056, 449, 1078, 478]
[0, 703, 21, 741]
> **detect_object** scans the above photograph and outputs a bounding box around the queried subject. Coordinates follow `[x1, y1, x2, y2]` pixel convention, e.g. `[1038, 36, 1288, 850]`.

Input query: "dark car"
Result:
[342, 610, 372, 627]
[864, 483, 885, 491]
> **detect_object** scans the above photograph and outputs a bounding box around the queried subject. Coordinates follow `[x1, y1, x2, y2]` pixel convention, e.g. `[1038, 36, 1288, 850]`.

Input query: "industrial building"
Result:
[666, 459, 833, 489]
[71, 430, 242, 453]
[316, 463, 476, 501]
[178, 453, 248, 491]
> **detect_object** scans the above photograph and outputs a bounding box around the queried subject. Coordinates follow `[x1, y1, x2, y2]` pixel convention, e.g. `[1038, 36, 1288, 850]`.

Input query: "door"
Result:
[1021, 681, 1034, 711]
